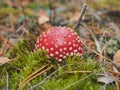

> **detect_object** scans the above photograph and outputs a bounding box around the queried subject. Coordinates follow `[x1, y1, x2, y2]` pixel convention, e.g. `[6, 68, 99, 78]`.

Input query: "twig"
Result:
[75, 4, 87, 30]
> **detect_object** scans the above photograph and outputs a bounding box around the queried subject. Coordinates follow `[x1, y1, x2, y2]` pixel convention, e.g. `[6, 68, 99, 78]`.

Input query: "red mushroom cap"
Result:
[35, 26, 83, 62]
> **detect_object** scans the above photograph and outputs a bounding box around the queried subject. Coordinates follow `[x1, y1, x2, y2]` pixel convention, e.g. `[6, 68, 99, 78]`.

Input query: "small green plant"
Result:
[106, 36, 120, 59]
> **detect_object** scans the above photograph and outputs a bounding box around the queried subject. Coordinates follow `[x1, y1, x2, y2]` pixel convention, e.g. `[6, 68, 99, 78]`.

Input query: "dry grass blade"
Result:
[82, 38, 113, 63]
[18, 65, 53, 90]
[9, 13, 15, 31]
[89, 29, 101, 53]
[109, 72, 120, 90]
[109, 71, 120, 76]
[0, 57, 11, 66]
[110, 22, 120, 35]
[28, 64, 77, 90]
[21, 26, 29, 35]
[63, 68, 104, 90]
[68, 70, 92, 74]
[19, 64, 49, 86]
[19, 64, 49, 89]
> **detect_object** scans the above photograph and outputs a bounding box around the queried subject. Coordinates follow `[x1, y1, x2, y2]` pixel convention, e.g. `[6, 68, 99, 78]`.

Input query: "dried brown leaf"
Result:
[97, 72, 114, 84]
[36, 10, 49, 25]
[0, 57, 11, 66]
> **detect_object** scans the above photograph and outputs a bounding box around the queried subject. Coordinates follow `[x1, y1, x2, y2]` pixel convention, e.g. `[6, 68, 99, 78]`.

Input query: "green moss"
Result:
[0, 35, 115, 90]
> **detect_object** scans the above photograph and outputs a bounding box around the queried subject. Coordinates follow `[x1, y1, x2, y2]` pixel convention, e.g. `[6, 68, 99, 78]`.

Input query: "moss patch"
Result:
[0, 35, 115, 90]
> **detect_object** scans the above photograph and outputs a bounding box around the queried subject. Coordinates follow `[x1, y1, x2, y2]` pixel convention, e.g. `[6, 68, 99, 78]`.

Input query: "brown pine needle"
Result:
[68, 70, 92, 74]
[109, 71, 120, 75]
[82, 39, 115, 64]
[18, 64, 49, 90]
[18, 65, 53, 90]
[109, 72, 119, 90]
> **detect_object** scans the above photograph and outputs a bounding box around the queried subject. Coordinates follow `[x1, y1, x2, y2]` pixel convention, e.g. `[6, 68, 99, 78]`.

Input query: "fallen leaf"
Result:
[97, 72, 114, 84]
[36, 10, 49, 25]
[0, 57, 11, 66]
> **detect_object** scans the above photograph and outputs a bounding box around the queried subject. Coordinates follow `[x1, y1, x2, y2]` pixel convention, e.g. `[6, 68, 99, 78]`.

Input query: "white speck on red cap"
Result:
[74, 50, 77, 52]
[42, 46, 45, 50]
[44, 39, 47, 42]
[40, 39, 42, 41]
[78, 47, 81, 50]
[63, 55, 66, 58]
[73, 44, 76, 47]
[68, 35, 71, 38]
[50, 47, 54, 51]
[63, 42, 67, 44]
[70, 52, 74, 56]
[50, 53, 54, 57]
[59, 48, 62, 52]
[46, 49, 49, 52]
[69, 47, 72, 51]
[74, 32, 77, 35]
[66, 53, 69, 56]
[68, 42, 71, 45]
[37, 40, 40, 43]
[58, 59, 62, 62]
[59, 54, 63, 57]
[63, 47, 67, 51]
[55, 51, 59, 55]
[78, 40, 81, 43]
[55, 45, 58, 48]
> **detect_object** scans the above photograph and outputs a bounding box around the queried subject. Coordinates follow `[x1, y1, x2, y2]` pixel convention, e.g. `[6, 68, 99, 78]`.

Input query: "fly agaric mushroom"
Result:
[35, 26, 83, 62]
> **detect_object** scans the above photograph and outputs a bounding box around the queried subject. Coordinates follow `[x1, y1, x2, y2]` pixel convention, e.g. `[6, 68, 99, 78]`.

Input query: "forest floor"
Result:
[0, 0, 120, 90]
